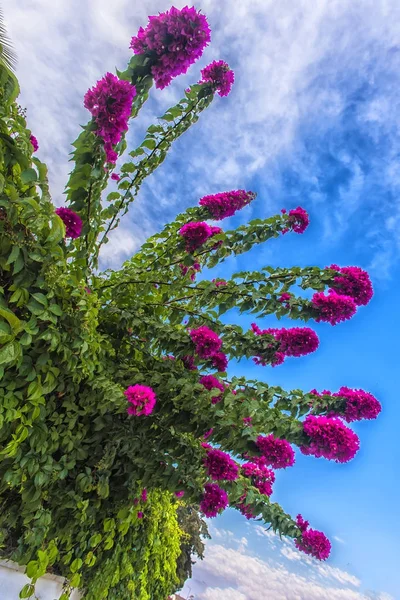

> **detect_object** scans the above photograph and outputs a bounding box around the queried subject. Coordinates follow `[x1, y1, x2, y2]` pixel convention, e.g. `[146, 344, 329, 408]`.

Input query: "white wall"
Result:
[0, 560, 81, 600]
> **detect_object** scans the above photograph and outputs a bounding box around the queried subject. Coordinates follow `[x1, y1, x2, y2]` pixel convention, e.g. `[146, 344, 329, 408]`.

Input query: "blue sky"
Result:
[4, 0, 400, 598]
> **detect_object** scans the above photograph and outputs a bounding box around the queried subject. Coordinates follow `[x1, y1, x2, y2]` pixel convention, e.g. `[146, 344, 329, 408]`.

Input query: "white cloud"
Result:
[334, 536, 346, 544]
[5, 0, 400, 273]
[182, 543, 388, 600]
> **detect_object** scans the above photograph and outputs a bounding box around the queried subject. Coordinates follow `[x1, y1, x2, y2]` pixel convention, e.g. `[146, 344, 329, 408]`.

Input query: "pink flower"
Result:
[212, 279, 228, 287]
[237, 494, 257, 520]
[204, 448, 239, 481]
[251, 323, 319, 358]
[286, 206, 309, 234]
[175, 490, 185, 498]
[124, 384, 157, 416]
[200, 375, 225, 404]
[111, 173, 121, 181]
[276, 327, 319, 357]
[294, 515, 331, 560]
[334, 386, 381, 422]
[130, 6, 210, 89]
[29, 134, 39, 152]
[242, 458, 275, 496]
[301, 415, 359, 463]
[242, 416, 253, 427]
[199, 60, 235, 97]
[182, 355, 198, 371]
[179, 221, 213, 252]
[278, 292, 291, 303]
[253, 324, 319, 360]
[211, 352, 228, 372]
[199, 190, 256, 220]
[137, 511, 144, 519]
[203, 428, 214, 440]
[200, 483, 229, 517]
[328, 264, 373, 306]
[256, 435, 295, 469]
[179, 262, 201, 280]
[311, 290, 357, 325]
[55, 207, 83, 239]
[141, 489, 147, 502]
[84, 73, 136, 164]
[190, 326, 222, 358]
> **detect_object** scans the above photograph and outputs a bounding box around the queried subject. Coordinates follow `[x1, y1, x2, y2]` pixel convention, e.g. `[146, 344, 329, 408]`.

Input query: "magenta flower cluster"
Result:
[294, 515, 331, 560]
[252, 323, 319, 366]
[199, 374, 225, 404]
[130, 6, 211, 89]
[328, 264, 373, 306]
[311, 290, 357, 326]
[288, 206, 309, 233]
[55, 207, 83, 239]
[336, 386, 381, 422]
[124, 384, 157, 416]
[238, 497, 255, 520]
[190, 326, 222, 359]
[312, 386, 381, 423]
[199, 60, 235, 97]
[242, 458, 275, 496]
[256, 434, 295, 469]
[84, 72, 136, 164]
[211, 352, 228, 372]
[203, 447, 239, 481]
[179, 221, 213, 252]
[301, 415, 359, 463]
[182, 355, 198, 371]
[179, 262, 201, 281]
[29, 134, 39, 152]
[199, 190, 256, 220]
[200, 483, 229, 517]
[212, 279, 228, 287]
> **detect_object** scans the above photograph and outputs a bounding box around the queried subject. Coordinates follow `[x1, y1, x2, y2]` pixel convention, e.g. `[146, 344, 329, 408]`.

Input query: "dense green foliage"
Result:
[0, 10, 376, 599]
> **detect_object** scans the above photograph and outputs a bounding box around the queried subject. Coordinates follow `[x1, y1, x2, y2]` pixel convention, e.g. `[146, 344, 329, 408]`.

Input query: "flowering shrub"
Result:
[200, 483, 229, 517]
[130, 6, 211, 89]
[256, 435, 295, 469]
[294, 515, 331, 560]
[301, 415, 360, 463]
[0, 5, 381, 599]
[199, 60, 235, 96]
[199, 189, 256, 219]
[84, 72, 136, 164]
[55, 207, 83, 239]
[311, 290, 357, 325]
[329, 264, 373, 306]
[124, 384, 157, 416]
[203, 448, 239, 481]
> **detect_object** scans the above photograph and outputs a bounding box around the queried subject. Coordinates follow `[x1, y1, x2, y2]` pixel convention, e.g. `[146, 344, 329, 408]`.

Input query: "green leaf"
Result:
[0, 341, 20, 365]
[48, 303, 63, 316]
[19, 583, 35, 598]
[70, 558, 83, 573]
[26, 560, 39, 579]
[31, 293, 48, 307]
[0, 306, 23, 332]
[141, 138, 156, 150]
[6, 245, 20, 265]
[20, 168, 38, 185]
[46, 214, 65, 244]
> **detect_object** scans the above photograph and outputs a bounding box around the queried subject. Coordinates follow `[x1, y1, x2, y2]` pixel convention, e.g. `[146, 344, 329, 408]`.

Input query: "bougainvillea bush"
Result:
[0, 6, 380, 599]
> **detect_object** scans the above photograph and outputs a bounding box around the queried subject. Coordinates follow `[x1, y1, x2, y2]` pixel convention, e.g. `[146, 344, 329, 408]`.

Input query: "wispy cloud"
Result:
[182, 529, 392, 600]
[5, 0, 400, 277]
